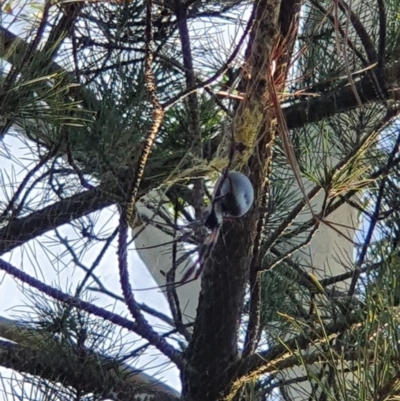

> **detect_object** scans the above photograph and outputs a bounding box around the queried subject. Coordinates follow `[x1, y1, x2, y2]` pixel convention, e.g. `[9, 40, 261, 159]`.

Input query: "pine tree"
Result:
[0, 0, 399, 400]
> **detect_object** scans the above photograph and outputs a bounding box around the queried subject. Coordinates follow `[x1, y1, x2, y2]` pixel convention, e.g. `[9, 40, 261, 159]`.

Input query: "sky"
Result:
[0, 132, 182, 395]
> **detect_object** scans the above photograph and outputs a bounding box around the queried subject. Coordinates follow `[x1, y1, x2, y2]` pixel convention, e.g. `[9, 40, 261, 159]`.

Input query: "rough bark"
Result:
[182, 0, 284, 398]
[0, 338, 179, 401]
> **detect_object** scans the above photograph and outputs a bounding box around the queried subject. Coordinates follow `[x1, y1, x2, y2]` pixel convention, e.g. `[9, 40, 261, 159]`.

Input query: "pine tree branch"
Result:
[0, 316, 180, 401]
[284, 60, 400, 130]
[184, 0, 282, 398]
[227, 312, 364, 400]
[243, 0, 301, 359]
[3, 25, 400, 144]
[0, 27, 100, 111]
[42, 2, 83, 57]
[0, 260, 183, 367]
[0, 172, 169, 257]
[117, 216, 178, 356]
[132, 192, 201, 326]
[0, 182, 121, 256]
[123, 0, 165, 226]
[173, 0, 204, 219]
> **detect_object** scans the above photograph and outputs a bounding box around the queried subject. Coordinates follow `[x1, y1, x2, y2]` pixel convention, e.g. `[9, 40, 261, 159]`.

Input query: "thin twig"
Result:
[337, 0, 387, 103]
[165, 195, 192, 341]
[348, 123, 400, 296]
[229, 313, 363, 399]
[124, 0, 165, 225]
[1, 145, 60, 219]
[89, 283, 178, 327]
[174, 0, 203, 219]
[0, 257, 183, 367]
[376, 0, 387, 100]
[55, 227, 118, 297]
[118, 214, 179, 356]
[162, 13, 254, 110]
[65, 137, 94, 190]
